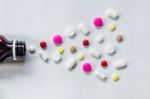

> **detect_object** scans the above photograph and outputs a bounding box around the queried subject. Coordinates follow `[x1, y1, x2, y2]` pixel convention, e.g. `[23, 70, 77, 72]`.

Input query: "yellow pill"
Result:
[57, 47, 64, 54]
[112, 72, 119, 81]
[108, 24, 116, 31]
[76, 53, 84, 61]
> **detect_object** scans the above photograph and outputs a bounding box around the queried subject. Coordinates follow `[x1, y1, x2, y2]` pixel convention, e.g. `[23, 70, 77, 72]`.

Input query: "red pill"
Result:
[40, 41, 47, 48]
[82, 39, 89, 47]
[101, 60, 108, 67]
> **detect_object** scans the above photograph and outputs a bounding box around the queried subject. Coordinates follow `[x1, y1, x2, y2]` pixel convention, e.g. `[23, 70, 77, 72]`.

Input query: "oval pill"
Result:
[69, 46, 77, 53]
[95, 71, 107, 81]
[66, 58, 77, 70]
[39, 50, 49, 62]
[106, 9, 119, 20]
[114, 60, 127, 69]
[89, 48, 101, 59]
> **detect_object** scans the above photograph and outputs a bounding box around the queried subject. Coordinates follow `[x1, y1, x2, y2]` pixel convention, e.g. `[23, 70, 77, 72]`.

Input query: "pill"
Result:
[89, 48, 101, 59]
[79, 24, 90, 35]
[82, 39, 90, 47]
[65, 27, 76, 38]
[66, 58, 77, 70]
[69, 46, 77, 53]
[108, 24, 116, 31]
[96, 35, 104, 44]
[112, 72, 119, 81]
[116, 34, 123, 42]
[105, 9, 119, 20]
[53, 34, 63, 45]
[28, 45, 36, 53]
[76, 53, 84, 61]
[113, 60, 127, 69]
[95, 71, 107, 81]
[51, 52, 61, 63]
[82, 62, 92, 73]
[39, 50, 49, 62]
[105, 44, 116, 55]
[57, 47, 64, 54]
[101, 60, 108, 68]
[93, 17, 103, 27]
[40, 41, 47, 48]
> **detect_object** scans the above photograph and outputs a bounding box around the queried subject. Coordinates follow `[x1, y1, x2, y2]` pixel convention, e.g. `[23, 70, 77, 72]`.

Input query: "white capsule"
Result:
[89, 48, 101, 59]
[105, 9, 119, 20]
[39, 50, 49, 62]
[79, 24, 90, 35]
[51, 52, 61, 63]
[28, 45, 36, 53]
[65, 27, 76, 38]
[114, 60, 127, 69]
[95, 71, 107, 81]
[105, 44, 116, 55]
[96, 35, 104, 44]
[66, 58, 77, 70]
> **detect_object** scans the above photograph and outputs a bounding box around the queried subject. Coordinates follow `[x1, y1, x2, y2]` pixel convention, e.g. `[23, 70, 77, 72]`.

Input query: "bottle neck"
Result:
[12, 39, 26, 61]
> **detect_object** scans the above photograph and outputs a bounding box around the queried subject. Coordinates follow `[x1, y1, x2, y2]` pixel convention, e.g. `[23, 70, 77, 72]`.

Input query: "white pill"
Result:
[79, 24, 90, 35]
[39, 50, 49, 62]
[114, 60, 127, 69]
[105, 9, 119, 20]
[89, 48, 101, 59]
[28, 45, 36, 53]
[95, 71, 107, 81]
[105, 44, 116, 55]
[66, 58, 77, 70]
[65, 27, 76, 38]
[96, 35, 104, 44]
[51, 52, 61, 63]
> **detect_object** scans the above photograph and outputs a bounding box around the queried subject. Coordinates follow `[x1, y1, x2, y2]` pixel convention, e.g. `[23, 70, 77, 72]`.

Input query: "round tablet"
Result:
[105, 44, 116, 55]
[69, 46, 77, 53]
[76, 53, 84, 61]
[108, 24, 116, 31]
[96, 35, 104, 44]
[28, 45, 36, 53]
[82, 63, 92, 73]
[101, 60, 108, 68]
[112, 72, 119, 81]
[93, 17, 103, 27]
[82, 39, 89, 47]
[57, 47, 64, 54]
[53, 34, 63, 45]
[66, 27, 76, 38]
[40, 41, 47, 48]
[51, 52, 61, 63]
[116, 34, 123, 42]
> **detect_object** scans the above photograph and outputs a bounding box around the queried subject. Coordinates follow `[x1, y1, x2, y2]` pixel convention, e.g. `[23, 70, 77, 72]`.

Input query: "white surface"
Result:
[0, 0, 150, 99]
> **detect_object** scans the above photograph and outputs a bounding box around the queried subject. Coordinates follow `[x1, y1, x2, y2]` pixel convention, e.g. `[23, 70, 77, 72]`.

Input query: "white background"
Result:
[0, 0, 150, 99]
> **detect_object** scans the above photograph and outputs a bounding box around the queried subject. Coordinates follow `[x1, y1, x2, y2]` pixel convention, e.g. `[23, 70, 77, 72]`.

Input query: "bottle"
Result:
[0, 35, 26, 62]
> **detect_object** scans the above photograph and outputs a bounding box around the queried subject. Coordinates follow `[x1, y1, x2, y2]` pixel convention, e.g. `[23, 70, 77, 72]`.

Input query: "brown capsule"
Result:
[116, 34, 123, 42]
[69, 46, 77, 53]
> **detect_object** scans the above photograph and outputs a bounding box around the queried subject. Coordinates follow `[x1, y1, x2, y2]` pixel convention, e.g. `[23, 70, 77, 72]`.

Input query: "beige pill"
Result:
[116, 34, 123, 42]
[69, 46, 77, 53]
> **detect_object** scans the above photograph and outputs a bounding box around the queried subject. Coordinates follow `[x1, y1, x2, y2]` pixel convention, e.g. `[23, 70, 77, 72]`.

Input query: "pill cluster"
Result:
[28, 9, 127, 82]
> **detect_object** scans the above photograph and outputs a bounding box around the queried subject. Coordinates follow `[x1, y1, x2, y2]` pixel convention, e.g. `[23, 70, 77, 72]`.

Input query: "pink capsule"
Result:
[53, 34, 63, 45]
[93, 17, 103, 27]
[82, 63, 92, 73]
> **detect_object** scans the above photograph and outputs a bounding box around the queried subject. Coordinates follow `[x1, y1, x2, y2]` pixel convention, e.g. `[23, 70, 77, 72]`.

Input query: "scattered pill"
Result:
[116, 34, 123, 42]
[95, 71, 107, 81]
[105, 44, 116, 55]
[82, 39, 90, 47]
[66, 58, 77, 70]
[57, 47, 64, 54]
[79, 24, 90, 35]
[114, 60, 127, 69]
[51, 52, 61, 63]
[93, 17, 103, 27]
[101, 60, 108, 68]
[76, 53, 84, 61]
[82, 62, 92, 73]
[53, 34, 63, 45]
[89, 48, 101, 59]
[96, 35, 104, 44]
[39, 50, 49, 62]
[28, 45, 36, 53]
[40, 41, 47, 48]
[108, 24, 116, 31]
[69, 46, 77, 53]
[106, 9, 119, 20]
[112, 72, 119, 81]
[65, 27, 76, 38]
